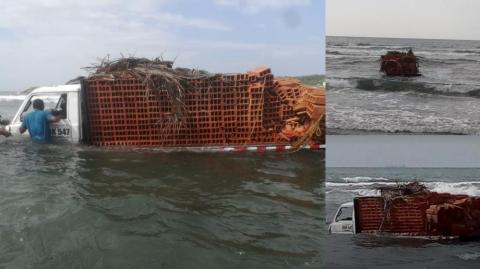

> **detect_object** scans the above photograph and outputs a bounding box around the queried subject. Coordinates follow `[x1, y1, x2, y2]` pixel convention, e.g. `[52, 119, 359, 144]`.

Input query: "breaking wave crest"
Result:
[0, 95, 25, 101]
[329, 77, 480, 97]
[327, 78, 354, 89]
[356, 78, 480, 97]
[342, 176, 389, 183]
[327, 180, 480, 197]
[327, 42, 480, 63]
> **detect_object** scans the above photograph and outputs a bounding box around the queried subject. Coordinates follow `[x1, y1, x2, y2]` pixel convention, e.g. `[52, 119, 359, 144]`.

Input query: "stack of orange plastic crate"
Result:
[85, 67, 324, 147]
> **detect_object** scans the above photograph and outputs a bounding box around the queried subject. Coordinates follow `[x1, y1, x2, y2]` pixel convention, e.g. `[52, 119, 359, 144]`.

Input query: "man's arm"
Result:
[49, 115, 61, 123]
[46, 111, 61, 123]
[19, 123, 26, 134]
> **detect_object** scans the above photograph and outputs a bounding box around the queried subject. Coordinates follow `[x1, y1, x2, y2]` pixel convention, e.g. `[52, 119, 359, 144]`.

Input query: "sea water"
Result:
[0, 95, 325, 268]
[327, 36, 480, 134]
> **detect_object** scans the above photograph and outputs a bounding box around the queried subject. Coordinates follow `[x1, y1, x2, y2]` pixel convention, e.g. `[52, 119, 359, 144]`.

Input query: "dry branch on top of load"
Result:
[84, 56, 217, 126]
[377, 181, 428, 199]
[376, 182, 428, 231]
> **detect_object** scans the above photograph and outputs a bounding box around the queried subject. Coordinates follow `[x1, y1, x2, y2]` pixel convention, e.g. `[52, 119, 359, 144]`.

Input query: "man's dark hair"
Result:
[33, 99, 44, 110]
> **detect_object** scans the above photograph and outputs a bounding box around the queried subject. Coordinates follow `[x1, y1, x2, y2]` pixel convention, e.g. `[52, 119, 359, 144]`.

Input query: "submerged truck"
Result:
[380, 49, 420, 77]
[329, 183, 480, 238]
[4, 59, 325, 151]
[328, 202, 355, 234]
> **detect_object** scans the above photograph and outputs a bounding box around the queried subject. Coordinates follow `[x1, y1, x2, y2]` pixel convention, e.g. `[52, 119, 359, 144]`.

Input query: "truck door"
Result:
[50, 94, 73, 143]
[17, 93, 73, 143]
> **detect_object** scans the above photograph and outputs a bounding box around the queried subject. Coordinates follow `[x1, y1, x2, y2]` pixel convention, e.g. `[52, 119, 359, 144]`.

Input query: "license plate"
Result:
[51, 127, 71, 137]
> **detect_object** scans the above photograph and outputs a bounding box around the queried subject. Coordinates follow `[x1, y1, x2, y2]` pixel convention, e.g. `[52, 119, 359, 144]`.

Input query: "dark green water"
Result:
[0, 140, 324, 268]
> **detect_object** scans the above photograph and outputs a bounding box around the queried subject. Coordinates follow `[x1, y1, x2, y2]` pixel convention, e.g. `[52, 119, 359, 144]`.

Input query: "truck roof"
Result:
[31, 84, 80, 94]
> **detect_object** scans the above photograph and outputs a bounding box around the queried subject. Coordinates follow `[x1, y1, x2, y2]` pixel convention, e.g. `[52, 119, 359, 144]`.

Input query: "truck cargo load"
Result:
[82, 57, 325, 149]
[380, 50, 420, 77]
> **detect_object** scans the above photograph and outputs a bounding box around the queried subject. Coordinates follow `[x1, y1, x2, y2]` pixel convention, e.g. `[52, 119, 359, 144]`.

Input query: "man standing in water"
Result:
[19, 99, 61, 143]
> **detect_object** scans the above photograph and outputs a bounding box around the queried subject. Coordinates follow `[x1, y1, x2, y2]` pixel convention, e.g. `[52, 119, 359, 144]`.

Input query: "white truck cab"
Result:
[328, 202, 355, 234]
[6, 84, 83, 143]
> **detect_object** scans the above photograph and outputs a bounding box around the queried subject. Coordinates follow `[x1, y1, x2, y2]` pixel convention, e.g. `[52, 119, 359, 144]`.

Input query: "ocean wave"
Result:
[328, 42, 353, 47]
[326, 50, 345, 55]
[328, 44, 409, 51]
[342, 176, 389, 183]
[0, 95, 25, 101]
[453, 49, 480, 54]
[356, 43, 372, 46]
[329, 51, 479, 68]
[327, 78, 355, 88]
[326, 181, 480, 196]
[456, 252, 480, 261]
[334, 45, 404, 51]
[351, 78, 480, 97]
[327, 77, 480, 134]
[327, 181, 397, 187]
[326, 48, 384, 57]
[428, 181, 480, 196]
[419, 57, 480, 65]
[326, 56, 376, 65]
[355, 78, 436, 93]
[329, 94, 480, 134]
[328, 46, 480, 64]
[327, 126, 476, 136]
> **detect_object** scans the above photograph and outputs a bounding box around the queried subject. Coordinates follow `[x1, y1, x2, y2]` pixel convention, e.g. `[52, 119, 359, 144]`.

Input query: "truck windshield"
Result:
[335, 206, 353, 222]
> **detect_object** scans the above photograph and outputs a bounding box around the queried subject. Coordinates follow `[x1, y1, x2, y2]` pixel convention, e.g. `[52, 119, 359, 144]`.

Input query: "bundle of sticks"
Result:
[84, 56, 214, 127]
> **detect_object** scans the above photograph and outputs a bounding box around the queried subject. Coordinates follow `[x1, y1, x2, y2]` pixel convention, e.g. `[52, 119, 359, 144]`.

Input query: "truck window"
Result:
[335, 206, 353, 222]
[54, 94, 67, 119]
[21, 94, 67, 121]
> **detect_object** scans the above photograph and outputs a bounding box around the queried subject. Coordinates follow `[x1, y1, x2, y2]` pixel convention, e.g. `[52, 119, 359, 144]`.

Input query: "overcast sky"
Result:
[327, 0, 480, 40]
[0, 0, 324, 92]
[327, 135, 480, 168]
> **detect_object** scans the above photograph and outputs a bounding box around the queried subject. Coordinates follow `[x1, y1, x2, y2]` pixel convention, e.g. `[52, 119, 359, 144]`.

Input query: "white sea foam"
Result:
[326, 181, 396, 188]
[342, 176, 389, 183]
[456, 252, 480, 261]
[327, 90, 480, 134]
[328, 36, 480, 135]
[327, 181, 480, 197]
[327, 78, 354, 88]
[425, 182, 480, 196]
[0, 95, 59, 104]
[0, 95, 25, 101]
